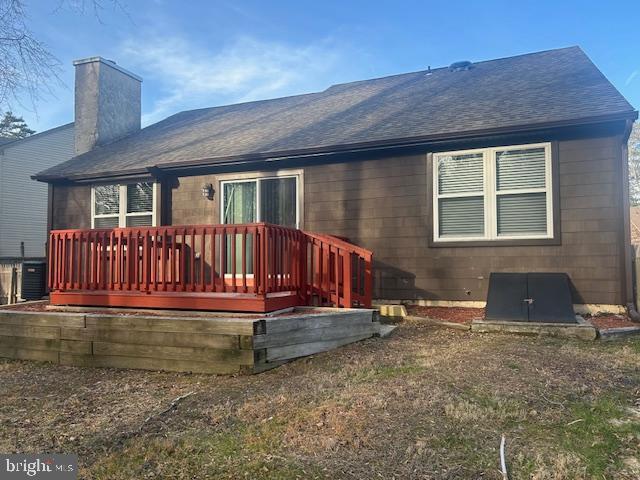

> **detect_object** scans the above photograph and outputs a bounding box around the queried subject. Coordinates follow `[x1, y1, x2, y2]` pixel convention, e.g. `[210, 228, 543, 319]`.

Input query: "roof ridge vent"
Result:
[449, 60, 472, 72]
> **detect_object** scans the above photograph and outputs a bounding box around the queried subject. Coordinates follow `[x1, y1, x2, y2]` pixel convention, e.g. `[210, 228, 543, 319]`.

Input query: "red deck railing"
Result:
[304, 231, 373, 309]
[47, 223, 372, 312]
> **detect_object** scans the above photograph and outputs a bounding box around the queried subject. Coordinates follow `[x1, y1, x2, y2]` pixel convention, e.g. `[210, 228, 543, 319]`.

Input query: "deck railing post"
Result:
[241, 227, 247, 293]
[363, 252, 373, 308]
[253, 226, 264, 295]
[231, 226, 237, 292]
[47, 233, 53, 290]
[220, 227, 226, 293]
[342, 251, 352, 308]
[263, 224, 270, 295]
[299, 233, 307, 303]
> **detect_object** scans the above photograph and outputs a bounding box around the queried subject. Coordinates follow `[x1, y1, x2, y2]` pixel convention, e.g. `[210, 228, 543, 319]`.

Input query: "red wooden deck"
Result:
[48, 223, 373, 312]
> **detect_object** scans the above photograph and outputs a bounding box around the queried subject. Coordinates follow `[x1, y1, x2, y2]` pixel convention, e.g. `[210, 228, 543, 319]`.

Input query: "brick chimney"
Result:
[73, 57, 142, 155]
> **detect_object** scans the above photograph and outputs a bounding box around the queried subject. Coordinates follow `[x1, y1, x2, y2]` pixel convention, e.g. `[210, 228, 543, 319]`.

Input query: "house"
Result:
[34, 47, 638, 313]
[0, 124, 74, 303]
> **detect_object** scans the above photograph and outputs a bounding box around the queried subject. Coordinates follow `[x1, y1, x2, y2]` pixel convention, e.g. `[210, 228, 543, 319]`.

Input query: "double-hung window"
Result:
[91, 182, 157, 228]
[433, 143, 553, 242]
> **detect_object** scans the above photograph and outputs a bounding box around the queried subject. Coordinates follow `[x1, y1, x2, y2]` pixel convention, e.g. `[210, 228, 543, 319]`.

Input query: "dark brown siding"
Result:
[49, 132, 626, 305]
[170, 174, 219, 225]
[51, 184, 91, 229]
[303, 135, 625, 305]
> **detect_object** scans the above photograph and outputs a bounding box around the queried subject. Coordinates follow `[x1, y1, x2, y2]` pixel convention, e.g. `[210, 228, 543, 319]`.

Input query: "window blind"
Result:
[496, 148, 546, 191]
[126, 215, 153, 227]
[437, 152, 484, 194]
[127, 182, 153, 213]
[438, 196, 485, 237]
[94, 216, 119, 228]
[497, 192, 547, 235]
[94, 185, 119, 215]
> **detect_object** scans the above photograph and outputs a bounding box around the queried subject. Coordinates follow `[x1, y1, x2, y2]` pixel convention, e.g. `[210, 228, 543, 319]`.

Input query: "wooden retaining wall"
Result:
[0, 308, 377, 374]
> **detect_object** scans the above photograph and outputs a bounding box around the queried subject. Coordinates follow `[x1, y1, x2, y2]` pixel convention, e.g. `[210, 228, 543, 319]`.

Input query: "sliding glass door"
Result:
[221, 175, 299, 275]
[222, 176, 298, 228]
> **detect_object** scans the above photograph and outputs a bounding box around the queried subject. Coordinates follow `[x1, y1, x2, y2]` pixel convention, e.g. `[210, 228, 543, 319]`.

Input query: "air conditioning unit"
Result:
[21, 261, 46, 301]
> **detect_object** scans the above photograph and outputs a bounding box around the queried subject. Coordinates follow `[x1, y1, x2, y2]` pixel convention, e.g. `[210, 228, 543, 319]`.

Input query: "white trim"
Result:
[91, 181, 158, 228]
[433, 142, 553, 243]
[218, 169, 303, 229]
[152, 182, 159, 226]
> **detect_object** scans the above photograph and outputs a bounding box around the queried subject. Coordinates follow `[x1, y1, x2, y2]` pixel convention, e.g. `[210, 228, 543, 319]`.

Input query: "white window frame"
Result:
[91, 182, 158, 228]
[219, 170, 302, 229]
[433, 142, 553, 243]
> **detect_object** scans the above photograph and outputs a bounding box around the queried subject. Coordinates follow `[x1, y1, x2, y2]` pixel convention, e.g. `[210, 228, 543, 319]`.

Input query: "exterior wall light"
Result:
[201, 183, 214, 200]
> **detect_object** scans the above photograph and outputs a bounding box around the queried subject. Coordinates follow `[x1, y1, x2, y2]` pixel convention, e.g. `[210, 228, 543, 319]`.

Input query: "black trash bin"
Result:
[21, 261, 47, 300]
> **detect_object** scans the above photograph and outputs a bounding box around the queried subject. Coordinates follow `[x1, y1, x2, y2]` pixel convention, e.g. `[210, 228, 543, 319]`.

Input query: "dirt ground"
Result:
[1, 319, 639, 479]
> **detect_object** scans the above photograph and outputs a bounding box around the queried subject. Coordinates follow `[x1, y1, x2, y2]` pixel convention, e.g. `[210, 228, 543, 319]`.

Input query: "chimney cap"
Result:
[73, 56, 142, 82]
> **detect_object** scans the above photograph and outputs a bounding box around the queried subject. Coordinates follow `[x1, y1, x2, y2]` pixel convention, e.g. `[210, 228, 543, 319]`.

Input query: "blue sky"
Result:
[19, 0, 640, 132]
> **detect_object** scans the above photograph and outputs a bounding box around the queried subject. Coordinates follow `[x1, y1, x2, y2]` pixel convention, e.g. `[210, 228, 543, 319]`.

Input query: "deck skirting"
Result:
[50, 290, 299, 313]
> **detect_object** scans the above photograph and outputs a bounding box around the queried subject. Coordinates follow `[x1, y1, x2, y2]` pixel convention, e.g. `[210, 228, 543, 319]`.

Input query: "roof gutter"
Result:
[151, 111, 640, 173]
[33, 111, 638, 183]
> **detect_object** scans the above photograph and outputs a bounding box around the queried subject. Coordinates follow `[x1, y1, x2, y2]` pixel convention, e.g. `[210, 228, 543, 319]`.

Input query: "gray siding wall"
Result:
[0, 125, 74, 258]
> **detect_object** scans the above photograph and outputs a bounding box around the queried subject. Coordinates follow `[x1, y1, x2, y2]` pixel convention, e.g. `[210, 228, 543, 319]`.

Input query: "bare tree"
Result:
[0, 0, 127, 113]
[0, 0, 62, 112]
[629, 123, 640, 205]
[54, 0, 128, 24]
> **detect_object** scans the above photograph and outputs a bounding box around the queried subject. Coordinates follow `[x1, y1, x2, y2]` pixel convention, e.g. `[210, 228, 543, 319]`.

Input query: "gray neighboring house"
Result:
[0, 124, 74, 302]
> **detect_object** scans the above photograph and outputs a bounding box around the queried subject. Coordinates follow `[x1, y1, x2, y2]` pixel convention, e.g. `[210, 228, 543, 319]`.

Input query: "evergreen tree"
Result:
[0, 111, 35, 139]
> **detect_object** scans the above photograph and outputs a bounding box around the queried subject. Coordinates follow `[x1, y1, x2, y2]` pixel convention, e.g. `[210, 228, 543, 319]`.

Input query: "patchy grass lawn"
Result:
[1, 318, 639, 479]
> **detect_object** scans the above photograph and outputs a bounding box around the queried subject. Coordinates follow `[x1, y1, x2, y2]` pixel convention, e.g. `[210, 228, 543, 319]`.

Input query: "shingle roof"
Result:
[36, 46, 636, 181]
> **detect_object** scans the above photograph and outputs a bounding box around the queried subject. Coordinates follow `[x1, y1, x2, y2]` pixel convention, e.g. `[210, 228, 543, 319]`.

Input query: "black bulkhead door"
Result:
[526, 273, 575, 323]
[485, 273, 528, 322]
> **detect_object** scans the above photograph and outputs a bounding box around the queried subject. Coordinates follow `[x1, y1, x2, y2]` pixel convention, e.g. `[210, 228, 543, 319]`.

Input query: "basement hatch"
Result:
[485, 272, 577, 324]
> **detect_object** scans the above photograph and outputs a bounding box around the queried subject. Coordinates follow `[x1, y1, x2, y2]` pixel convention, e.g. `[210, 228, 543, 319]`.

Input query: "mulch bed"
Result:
[587, 314, 639, 330]
[405, 305, 484, 324]
[0, 301, 50, 312]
